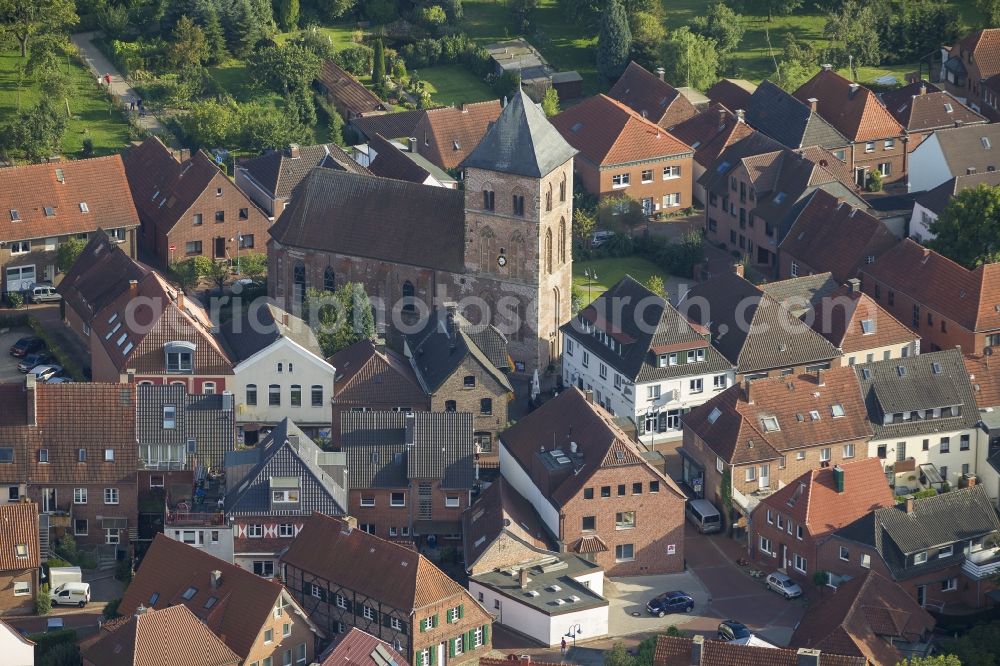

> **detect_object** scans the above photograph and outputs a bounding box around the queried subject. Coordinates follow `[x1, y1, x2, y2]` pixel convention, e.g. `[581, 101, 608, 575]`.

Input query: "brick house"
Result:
[0, 502, 40, 615]
[340, 411, 473, 543]
[939, 29, 1000, 120]
[461, 477, 554, 576]
[821, 485, 1000, 610]
[500, 388, 687, 575]
[653, 635, 864, 666]
[745, 80, 850, 156]
[551, 94, 694, 215]
[58, 233, 234, 390]
[669, 104, 754, 205]
[329, 339, 430, 449]
[404, 309, 511, 465]
[790, 571, 935, 664]
[0, 380, 138, 556]
[123, 137, 270, 267]
[777, 190, 898, 284]
[861, 238, 1000, 354]
[0, 156, 139, 294]
[698, 132, 865, 273]
[411, 101, 501, 171]
[317, 628, 408, 666]
[281, 513, 493, 665]
[680, 367, 872, 532]
[881, 80, 986, 155]
[794, 68, 907, 187]
[121, 533, 321, 666]
[607, 61, 698, 129]
[749, 458, 894, 586]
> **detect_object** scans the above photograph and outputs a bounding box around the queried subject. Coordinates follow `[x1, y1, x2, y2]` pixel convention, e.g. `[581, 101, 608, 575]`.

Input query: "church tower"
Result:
[460, 89, 577, 375]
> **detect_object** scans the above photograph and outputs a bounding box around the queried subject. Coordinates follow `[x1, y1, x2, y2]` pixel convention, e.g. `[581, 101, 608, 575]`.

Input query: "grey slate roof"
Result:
[746, 81, 850, 150]
[680, 272, 841, 374]
[760, 273, 839, 318]
[561, 275, 733, 383]
[351, 109, 431, 142]
[876, 485, 1000, 554]
[239, 143, 368, 200]
[854, 348, 979, 439]
[268, 168, 466, 273]
[462, 89, 577, 178]
[915, 171, 1000, 216]
[340, 411, 475, 490]
[404, 309, 513, 393]
[218, 302, 323, 364]
[224, 419, 347, 516]
[136, 384, 235, 470]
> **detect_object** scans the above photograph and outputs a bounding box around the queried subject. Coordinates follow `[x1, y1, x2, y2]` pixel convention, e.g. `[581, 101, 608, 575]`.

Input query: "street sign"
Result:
[169, 244, 176, 251]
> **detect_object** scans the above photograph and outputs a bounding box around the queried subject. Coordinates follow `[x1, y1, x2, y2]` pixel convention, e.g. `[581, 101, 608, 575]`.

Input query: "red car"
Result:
[9, 336, 45, 358]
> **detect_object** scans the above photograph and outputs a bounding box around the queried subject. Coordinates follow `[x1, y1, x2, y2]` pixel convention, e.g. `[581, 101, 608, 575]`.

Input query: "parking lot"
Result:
[605, 572, 712, 637]
[0, 326, 36, 382]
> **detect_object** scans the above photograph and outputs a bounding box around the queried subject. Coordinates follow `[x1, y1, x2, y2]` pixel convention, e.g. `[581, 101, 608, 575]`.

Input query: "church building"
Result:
[267, 90, 577, 374]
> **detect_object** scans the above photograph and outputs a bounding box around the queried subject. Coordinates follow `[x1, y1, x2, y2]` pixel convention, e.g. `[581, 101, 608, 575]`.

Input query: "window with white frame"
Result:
[163, 405, 176, 429]
[713, 374, 727, 389]
[843, 443, 855, 458]
[454, 637, 464, 655]
[360, 496, 375, 507]
[663, 192, 681, 207]
[840, 546, 850, 561]
[716, 456, 724, 473]
[641, 169, 653, 183]
[311, 584, 322, 598]
[914, 551, 928, 564]
[448, 606, 461, 622]
[74, 488, 87, 504]
[820, 448, 831, 462]
[690, 378, 703, 393]
[391, 617, 402, 630]
[615, 543, 635, 561]
[336, 593, 347, 609]
[759, 536, 772, 554]
[296, 644, 307, 666]
[648, 384, 661, 399]
[865, 141, 875, 152]
[612, 173, 630, 188]
[278, 523, 294, 537]
[745, 467, 756, 481]
[942, 578, 958, 591]
[445, 495, 460, 508]
[663, 165, 681, 179]
[938, 545, 954, 558]
[248, 524, 263, 538]
[104, 488, 119, 504]
[363, 605, 376, 621]
[794, 554, 807, 573]
[474, 626, 485, 647]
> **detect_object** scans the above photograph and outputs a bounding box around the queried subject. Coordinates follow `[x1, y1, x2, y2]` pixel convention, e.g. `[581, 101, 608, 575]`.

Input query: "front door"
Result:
[916, 585, 926, 606]
[438, 641, 446, 666]
[855, 167, 868, 188]
[759, 464, 770, 489]
[780, 543, 788, 572]
[646, 412, 659, 434]
[214, 237, 226, 259]
[41, 488, 56, 513]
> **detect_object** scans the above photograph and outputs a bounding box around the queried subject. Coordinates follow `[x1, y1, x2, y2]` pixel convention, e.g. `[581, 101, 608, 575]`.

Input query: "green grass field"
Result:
[0, 51, 131, 158]
[420, 64, 494, 105]
[573, 256, 672, 301]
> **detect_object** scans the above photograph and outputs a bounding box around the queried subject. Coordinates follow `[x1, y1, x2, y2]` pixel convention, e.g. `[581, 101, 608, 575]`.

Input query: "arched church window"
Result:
[324, 267, 336, 292]
[544, 228, 553, 274]
[545, 185, 553, 212]
[558, 218, 567, 264]
[292, 262, 306, 307]
[559, 175, 567, 202]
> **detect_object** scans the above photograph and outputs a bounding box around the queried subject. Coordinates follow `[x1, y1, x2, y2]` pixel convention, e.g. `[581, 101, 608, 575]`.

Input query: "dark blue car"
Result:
[646, 591, 694, 617]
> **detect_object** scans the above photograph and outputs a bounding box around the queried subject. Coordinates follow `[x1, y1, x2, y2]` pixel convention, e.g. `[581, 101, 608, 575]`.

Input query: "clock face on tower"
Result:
[497, 255, 507, 267]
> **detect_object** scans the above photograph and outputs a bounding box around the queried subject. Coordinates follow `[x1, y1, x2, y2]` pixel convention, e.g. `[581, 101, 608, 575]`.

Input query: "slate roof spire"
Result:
[462, 88, 577, 178]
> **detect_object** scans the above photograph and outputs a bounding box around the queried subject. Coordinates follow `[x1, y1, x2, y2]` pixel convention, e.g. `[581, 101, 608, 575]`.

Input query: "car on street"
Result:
[646, 590, 694, 617]
[766, 572, 803, 599]
[17, 351, 52, 373]
[26, 283, 62, 303]
[9, 336, 45, 358]
[590, 230, 615, 248]
[28, 365, 63, 382]
[718, 619, 752, 641]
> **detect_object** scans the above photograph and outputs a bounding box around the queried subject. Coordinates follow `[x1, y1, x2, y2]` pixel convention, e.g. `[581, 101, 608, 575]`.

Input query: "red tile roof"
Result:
[0, 502, 40, 572]
[653, 636, 865, 666]
[0, 155, 139, 241]
[329, 339, 427, 407]
[810, 286, 916, 353]
[320, 628, 408, 666]
[881, 81, 986, 132]
[756, 458, 894, 540]
[462, 477, 554, 569]
[413, 100, 502, 170]
[794, 70, 904, 142]
[608, 61, 698, 128]
[317, 60, 387, 118]
[860, 238, 1000, 333]
[669, 104, 755, 169]
[551, 94, 693, 167]
[951, 29, 1000, 80]
[966, 353, 1000, 408]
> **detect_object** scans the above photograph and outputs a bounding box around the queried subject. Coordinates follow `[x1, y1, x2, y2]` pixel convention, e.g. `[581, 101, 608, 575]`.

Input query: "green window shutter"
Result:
[419, 618, 425, 633]
[429, 648, 437, 666]
[465, 630, 473, 650]
[449, 639, 456, 658]
[433, 613, 439, 628]
[458, 604, 464, 619]
[483, 624, 490, 644]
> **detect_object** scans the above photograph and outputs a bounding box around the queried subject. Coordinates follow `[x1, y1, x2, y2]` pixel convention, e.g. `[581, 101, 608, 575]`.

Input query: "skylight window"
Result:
[944, 103, 954, 113]
[810, 410, 820, 421]
[43, 207, 55, 217]
[716, 160, 731, 173]
[108, 313, 118, 325]
[9, 210, 19, 221]
[983, 137, 992, 149]
[122, 342, 134, 355]
[105, 322, 122, 340]
[54, 168, 64, 182]
[831, 404, 845, 418]
[690, 141, 701, 149]
[707, 407, 722, 424]
[182, 587, 197, 600]
[79, 202, 89, 213]
[761, 416, 780, 432]
[571, 122, 583, 132]
[931, 362, 941, 374]
[204, 597, 217, 609]
[860, 319, 874, 335]
[897, 365, 907, 377]
[862, 368, 872, 380]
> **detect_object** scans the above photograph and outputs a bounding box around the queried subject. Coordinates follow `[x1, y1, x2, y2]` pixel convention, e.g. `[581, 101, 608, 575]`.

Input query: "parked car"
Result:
[46, 376, 73, 384]
[45, 617, 64, 632]
[28, 364, 63, 382]
[590, 230, 615, 248]
[9, 336, 45, 358]
[766, 572, 803, 599]
[17, 351, 52, 373]
[646, 591, 694, 617]
[718, 620, 752, 641]
[50, 582, 90, 608]
[26, 283, 61, 303]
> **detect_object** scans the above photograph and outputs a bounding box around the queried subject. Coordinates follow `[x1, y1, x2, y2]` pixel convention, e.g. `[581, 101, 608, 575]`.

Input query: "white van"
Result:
[50, 582, 91, 607]
[686, 499, 722, 533]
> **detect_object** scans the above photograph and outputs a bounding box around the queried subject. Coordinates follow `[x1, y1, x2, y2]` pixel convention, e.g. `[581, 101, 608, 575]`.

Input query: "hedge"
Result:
[27, 629, 78, 658]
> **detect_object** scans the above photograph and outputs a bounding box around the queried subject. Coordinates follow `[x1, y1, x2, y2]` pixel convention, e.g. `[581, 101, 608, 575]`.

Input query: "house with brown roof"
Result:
[499, 388, 687, 575]
[366, 134, 458, 188]
[351, 108, 432, 143]
[706, 79, 758, 113]
[749, 459, 894, 587]
[58, 232, 233, 391]
[123, 137, 270, 267]
[790, 571, 935, 664]
[910, 171, 1000, 243]
[462, 477, 553, 576]
[0, 156, 139, 295]
[412, 101, 502, 171]
[669, 104, 754, 205]
[881, 80, 986, 154]
[679, 367, 872, 531]
[0, 380, 138, 556]
[859, 238, 1000, 353]
[281, 512, 492, 665]
[653, 634, 864, 666]
[939, 28, 1000, 121]
[794, 68, 907, 187]
[317, 60, 389, 121]
[551, 94, 694, 214]
[235, 143, 370, 218]
[0, 502, 40, 614]
[318, 627, 408, 666]
[607, 61, 698, 129]
[82, 604, 240, 666]
[122, 533, 320, 666]
[906, 123, 1000, 194]
[778, 190, 898, 283]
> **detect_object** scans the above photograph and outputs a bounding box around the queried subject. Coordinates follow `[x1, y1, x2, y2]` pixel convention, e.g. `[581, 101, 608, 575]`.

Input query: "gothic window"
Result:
[544, 228, 553, 274]
[482, 189, 495, 211]
[292, 262, 306, 307]
[545, 185, 552, 212]
[323, 267, 335, 292]
[479, 226, 494, 270]
[558, 217, 567, 264]
[559, 174, 567, 202]
[512, 194, 525, 216]
[402, 280, 415, 312]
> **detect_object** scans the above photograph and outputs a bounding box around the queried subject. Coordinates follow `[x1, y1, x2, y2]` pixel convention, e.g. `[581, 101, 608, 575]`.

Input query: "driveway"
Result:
[0, 326, 35, 382]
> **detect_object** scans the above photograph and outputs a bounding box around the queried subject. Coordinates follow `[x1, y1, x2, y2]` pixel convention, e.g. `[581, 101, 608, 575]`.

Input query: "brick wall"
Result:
[430, 356, 509, 462]
[849, 139, 907, 186]
[412, 593, 493, 666]
[585, 155, 694, 214]
[0, 568, 37, 614]
[467, 531, 549, 576]
[30, 481, 138, 550]
[349, 483, 468, 539]
[243, 591, 316, 666]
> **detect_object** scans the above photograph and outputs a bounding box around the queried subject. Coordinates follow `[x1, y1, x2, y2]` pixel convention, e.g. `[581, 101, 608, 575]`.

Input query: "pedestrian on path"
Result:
[104, 73, 112, 85]
[96, 75, 102, 87]
[129, 97, 135, 111]
[561, 638, 567, 656]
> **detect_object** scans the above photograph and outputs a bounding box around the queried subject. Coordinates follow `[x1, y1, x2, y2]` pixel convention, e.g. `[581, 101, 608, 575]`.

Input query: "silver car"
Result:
[766, 572, 803, 599]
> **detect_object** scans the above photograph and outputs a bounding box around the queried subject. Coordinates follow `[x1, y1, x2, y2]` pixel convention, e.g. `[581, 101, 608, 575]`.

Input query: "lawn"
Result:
[274, 24, 359, 50]
[420, 64, 494, 105]
[573, 256, 673, 301]
[0, 51, 131, 158]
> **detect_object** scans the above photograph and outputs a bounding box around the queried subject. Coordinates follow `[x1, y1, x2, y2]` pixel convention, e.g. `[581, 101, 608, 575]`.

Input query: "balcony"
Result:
[164, 475, 226, 526]
[961, 548, 1000, 579]
[166, 510, 225, 527]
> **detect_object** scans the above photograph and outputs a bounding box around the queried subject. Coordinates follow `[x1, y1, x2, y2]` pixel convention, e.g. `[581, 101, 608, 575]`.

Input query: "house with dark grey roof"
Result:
[855, 348, 981, 491]
[340, 411, 474, 544]
[560, 275, 734, 444]
[365, 134, 458, 188]
[907, 122, 1000, 193]
[745, 80, 850, 154]
[822, 485, 1000, 610]
[136, 384, 236, 473]
[217, 303, 333, 442]
[235, 143, 370, 218]
[404, 309, 512, 466]
[219, 419, 346, 574]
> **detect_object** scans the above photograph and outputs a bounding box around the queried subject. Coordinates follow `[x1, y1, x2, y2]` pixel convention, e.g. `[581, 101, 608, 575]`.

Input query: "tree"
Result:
[541, 86, 560, 116]
[167, 15, 208, 75]
[604, 642, 636, 666]
[928, 184, 1000, 269]
[1, 98, 68, 161]
[572, 207, 596, 245]
[596, 0, 631, 83]
[35, 584, 51, 615]
[248, 43, 320, 95]
[239, 252, 267, 281]
[979, 0, 1000, 28]
[946, 620, 1000, 664]
[823, 0, 881, 74]
[772, 34, 816, 91]
[313, 0, 355, 22]
[170, 258, 203, 293]
[57, 236, 86, 273]
[508, 0, 536, 32]
[276, 0, 298, 31]
[0, 0, 78, 57]
[691, 2, 744, 55]
[748, 0, 801, 22]
[328, 105, 346, 146]
[629, 11, 666, 71]
[195, 0, 227, 64]
[896, 657, 961, 666]
[660, 27, 719, 91]
[178, 100, 239, 148]
[645, 274, 666, 298]
[372, 37, 386, 90]
[240, 101, 306, 152]
[597, 194, 645, 235]
[310, 283, 376, 357]
[206, 259, 230, 290]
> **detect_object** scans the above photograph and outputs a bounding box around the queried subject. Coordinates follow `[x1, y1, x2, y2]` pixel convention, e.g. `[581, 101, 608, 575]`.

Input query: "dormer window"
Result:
[860, 319, 874, 335]
[272, 489, 300, 503]
[165, 341, 195, 373]
[687, 348, 706, 363]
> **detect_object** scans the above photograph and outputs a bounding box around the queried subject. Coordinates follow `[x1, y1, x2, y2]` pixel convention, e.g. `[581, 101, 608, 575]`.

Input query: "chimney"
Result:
[796, 648, 822, 666]
[408, 137, 417, 153]
[128, 279, 138, 298]
[821, 63, 833, 71]
[210, 570, 222, 589]
[848, 83, 860, 99]
[405, 412, 415, 446]
[341, 515, 358, 534]
[718, 107, 727, 130]
[176, 292, 185, 311]
[736, 109, 745, 123]
[134, 603, 147, 617]
[519, 568, 530, 589]
[732, 262, 745, 278]
[25, 374, 36, 426]
[814, 368, 825, 386]
[832, 465, 845, 493]
[288, 143, 300, 159]
[690, 635, 705, 666]
[584, 389, 594, 404]
[905, 496, 915, 513]
[282, 311, 289, 327]
[807, 97, 818, 112]
[656, 67, 665, 81]
[847, 277, 861, 293]
[919, 83, 927, 95]
[743, 378, 754, 404]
